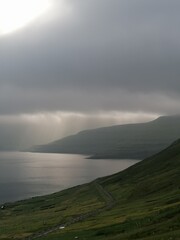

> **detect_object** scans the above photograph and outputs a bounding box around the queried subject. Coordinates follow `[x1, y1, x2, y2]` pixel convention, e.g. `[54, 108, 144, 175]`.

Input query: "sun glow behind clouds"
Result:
[0, 0, 52, 35]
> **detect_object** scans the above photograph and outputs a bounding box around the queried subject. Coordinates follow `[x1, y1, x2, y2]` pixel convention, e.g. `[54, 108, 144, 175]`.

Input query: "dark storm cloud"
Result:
[0, 0, 180, 148]
[0, 0, 180, 114]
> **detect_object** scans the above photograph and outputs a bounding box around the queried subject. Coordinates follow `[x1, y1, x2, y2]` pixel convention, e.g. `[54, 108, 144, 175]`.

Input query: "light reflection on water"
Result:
[0, 152, 139, 204]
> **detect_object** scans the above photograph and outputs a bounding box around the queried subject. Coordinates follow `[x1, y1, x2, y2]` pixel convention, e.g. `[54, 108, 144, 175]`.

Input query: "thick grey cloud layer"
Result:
[0, 0, 179, 148]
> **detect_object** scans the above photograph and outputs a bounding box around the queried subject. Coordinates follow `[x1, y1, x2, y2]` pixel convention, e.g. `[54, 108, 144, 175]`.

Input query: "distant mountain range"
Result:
[31, 115, 180, 159]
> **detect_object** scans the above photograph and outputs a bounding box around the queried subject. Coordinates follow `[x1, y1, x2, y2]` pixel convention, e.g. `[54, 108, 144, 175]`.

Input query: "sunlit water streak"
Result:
[0, 152, 139, 204]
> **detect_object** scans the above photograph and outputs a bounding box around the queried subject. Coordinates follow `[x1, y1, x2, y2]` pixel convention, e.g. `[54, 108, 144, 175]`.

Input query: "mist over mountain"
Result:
[31, 115, 180, 159]
[1, 0, 180, 152]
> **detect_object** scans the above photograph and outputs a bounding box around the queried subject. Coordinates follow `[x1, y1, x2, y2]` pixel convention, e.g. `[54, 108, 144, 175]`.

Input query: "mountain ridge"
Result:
[1, 138, 180, 239]
[30, 115, 180, 159]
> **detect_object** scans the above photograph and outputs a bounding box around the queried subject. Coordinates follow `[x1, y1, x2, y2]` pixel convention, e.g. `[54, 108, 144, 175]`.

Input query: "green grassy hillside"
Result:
[1, 140, 180, 239]
[31, 115, 180, 159]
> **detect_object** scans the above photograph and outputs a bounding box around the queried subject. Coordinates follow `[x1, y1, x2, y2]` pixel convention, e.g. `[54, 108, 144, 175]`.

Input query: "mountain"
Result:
[31, 115, 180, 159]
[1, 140, 180, 239]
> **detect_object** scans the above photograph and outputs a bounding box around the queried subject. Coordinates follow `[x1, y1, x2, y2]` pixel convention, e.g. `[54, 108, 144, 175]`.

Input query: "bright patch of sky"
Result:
[0, 0, 53, 35]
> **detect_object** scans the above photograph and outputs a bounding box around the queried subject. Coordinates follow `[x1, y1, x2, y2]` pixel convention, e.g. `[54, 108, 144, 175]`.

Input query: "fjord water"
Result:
[0, 152, 139, 204]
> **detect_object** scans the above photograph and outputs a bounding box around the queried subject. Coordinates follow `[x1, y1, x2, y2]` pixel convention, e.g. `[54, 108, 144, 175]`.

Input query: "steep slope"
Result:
[1, 140, 180, 239]
[31, 115, 180, 159]
[99, 138, 180, 198]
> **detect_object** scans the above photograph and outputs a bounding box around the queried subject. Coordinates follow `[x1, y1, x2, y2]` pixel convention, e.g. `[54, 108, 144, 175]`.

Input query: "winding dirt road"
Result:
[25, 182, 116, 240]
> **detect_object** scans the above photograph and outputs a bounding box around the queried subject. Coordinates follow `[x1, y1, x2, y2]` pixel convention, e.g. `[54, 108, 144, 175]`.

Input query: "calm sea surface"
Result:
[0, 152, 139, 204]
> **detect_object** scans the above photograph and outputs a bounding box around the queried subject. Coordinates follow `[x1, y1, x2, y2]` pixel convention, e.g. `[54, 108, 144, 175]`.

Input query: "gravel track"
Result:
[25, 182, 116, 240]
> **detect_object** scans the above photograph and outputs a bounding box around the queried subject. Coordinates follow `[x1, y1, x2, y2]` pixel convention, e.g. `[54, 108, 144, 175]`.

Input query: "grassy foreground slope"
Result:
[31, 115, 180, 159]
[0, 140, 180, 239]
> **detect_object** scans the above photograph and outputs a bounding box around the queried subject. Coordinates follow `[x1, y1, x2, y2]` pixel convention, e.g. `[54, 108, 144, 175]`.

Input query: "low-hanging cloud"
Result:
[0, 111, 158, 150]
[0, 0, 179, 149]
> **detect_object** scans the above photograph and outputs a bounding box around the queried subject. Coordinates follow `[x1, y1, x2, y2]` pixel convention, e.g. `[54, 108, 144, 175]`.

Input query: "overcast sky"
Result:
[0, 0, 180, 149]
